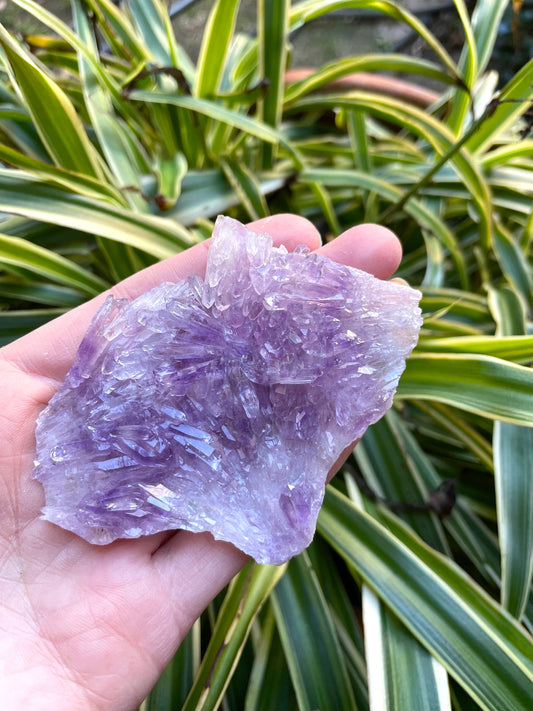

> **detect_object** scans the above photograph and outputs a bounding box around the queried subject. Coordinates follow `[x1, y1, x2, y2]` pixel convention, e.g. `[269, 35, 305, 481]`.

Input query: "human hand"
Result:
[0, 216, 401, 710]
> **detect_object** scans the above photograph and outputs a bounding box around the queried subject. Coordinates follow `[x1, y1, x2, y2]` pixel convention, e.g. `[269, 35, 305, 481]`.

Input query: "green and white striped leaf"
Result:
[355, 413, 449, 552]
[0, 231, 107, 295]
[397, 353, 533, 425]
[289, 0, 461, 82]
[0, 170, 195, 259]
[181, 563, 285, 711]
[272, 552, 357, 711]
[299, 166, 468, 286]
[127, 90, 304, 167]
[318, 486, 533, 711]
[465, 58, 533, 154]
[490, 287, 533, 619]
[494, 422, 533, 619]
[492, 220, 532, 310]
[258, 0, 289, 168]
[194, 0, 240, 98]
[0, 307, 66, 344]
[445, 0, 478, 135]
[143, 621, 200, 711]
[0, 280, 84, 308]
[285, 55, 456, 105]
[0, 143, 124, 204]
[468, 0, 509, 77]
[71, 0, 147, 212]
[0, 23, 103, 178]
[362, 586, 451, 711]
[416, 335, 533, 364]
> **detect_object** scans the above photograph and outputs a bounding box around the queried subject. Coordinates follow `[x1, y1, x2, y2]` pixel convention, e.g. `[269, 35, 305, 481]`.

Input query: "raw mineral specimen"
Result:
[33, 216, 422, 564]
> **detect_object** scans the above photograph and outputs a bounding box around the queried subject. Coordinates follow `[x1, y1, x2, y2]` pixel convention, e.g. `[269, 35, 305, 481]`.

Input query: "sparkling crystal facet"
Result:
[33, 216, 422, 564]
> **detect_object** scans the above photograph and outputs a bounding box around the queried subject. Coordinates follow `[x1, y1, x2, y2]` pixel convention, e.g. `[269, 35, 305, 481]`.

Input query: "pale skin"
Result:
[0, 215, 402, 710]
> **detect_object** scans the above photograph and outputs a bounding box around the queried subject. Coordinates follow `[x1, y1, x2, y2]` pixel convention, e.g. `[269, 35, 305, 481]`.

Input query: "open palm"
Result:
[0, 216, 401, 710]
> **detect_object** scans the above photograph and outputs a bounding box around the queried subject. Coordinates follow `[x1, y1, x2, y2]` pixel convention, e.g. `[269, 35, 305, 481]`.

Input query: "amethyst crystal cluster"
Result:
[33, 216, 422, 564]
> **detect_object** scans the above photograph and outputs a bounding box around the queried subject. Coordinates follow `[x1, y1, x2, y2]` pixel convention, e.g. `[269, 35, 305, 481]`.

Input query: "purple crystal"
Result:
[33, 216, 422, 564]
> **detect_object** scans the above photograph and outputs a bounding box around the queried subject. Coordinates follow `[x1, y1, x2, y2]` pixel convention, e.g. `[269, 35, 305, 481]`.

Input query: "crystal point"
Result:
[33, 216, 422, 564]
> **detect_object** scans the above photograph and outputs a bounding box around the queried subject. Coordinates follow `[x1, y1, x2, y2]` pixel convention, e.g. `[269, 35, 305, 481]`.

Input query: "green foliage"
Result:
[0, 1, 532, 709]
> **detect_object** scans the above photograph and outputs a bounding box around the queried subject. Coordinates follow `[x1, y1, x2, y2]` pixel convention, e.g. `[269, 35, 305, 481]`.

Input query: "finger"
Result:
[248, 213, 322, 251]
[3, 215, 321, 383]
[318, 223, 402, 279]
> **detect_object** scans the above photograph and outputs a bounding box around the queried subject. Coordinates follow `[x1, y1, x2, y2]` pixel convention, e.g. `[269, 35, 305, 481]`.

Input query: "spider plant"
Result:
[1, 1, 532, 709]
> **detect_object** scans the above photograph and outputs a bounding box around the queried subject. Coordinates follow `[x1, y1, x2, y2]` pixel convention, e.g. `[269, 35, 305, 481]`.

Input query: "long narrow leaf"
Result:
[445, 0, 478, 135]
[289, 0, 462, 82]
[181, 563, 285, 711]
[285, 55, 456, 105]
[127, 90, 304, 167]
[318, 487, 533, 711]
[0, 23, 103, 178]
[417, 335, 533, 364]
[0, 143, 124, 204]
[299, 166, 468, 286]
[272, 552, 357, 711]
[72, 0, 147, 210]
[0, 170, 195, 259]
[465, 58, 533, 154]
[292, 93, 492, 249]
[362, 586, 451, 711]
[0, 231, 107, 295]
[259, 0, 289, 168]
[490, 287, 533, 619]
[194, 0, 240, 98]
[397, 353, 533, 425]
